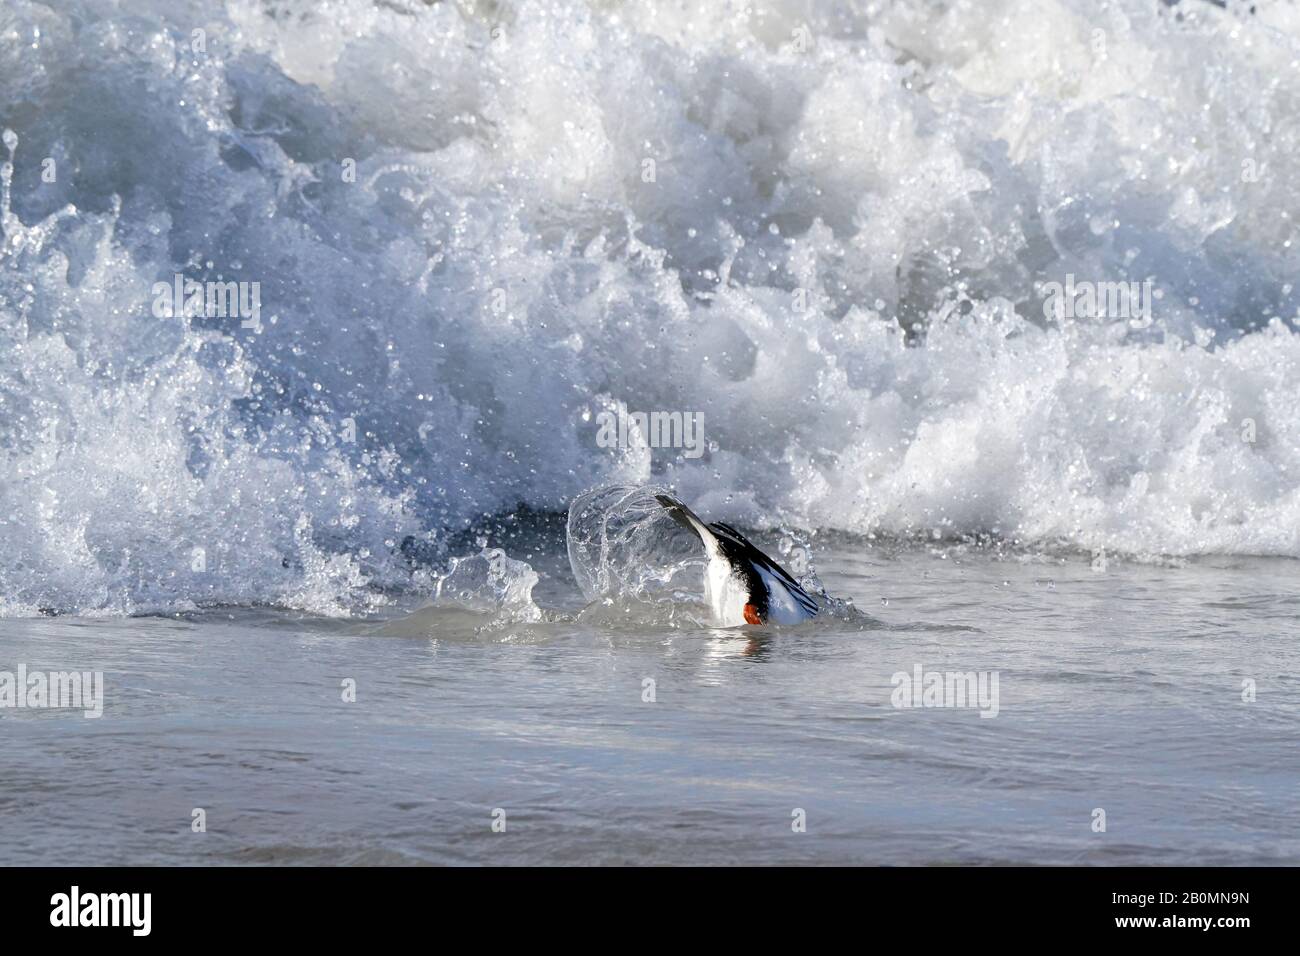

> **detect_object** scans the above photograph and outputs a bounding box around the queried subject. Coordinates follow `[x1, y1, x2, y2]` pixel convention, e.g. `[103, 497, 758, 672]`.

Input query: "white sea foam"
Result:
[2, 0, 1298, 615]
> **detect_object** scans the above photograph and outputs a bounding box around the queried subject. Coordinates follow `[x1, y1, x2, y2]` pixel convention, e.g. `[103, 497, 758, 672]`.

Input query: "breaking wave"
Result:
[2, 0, 1299, 615]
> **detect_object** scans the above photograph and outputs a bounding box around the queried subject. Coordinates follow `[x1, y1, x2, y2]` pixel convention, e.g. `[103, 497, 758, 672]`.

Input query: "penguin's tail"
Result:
[654, 493, 719, 552]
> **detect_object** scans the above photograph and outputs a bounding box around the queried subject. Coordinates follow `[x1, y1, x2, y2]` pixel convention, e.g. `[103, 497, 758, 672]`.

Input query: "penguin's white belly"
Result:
[703, 552, 750, 628]
[702, 553, 814, 627]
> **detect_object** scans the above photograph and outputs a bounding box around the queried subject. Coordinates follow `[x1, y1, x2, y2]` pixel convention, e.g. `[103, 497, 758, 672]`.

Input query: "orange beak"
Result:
[743, 603, 763, 626]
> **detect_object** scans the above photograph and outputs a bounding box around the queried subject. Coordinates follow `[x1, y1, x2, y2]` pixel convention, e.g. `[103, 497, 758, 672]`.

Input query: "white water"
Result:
[3, 0, 1300, 616]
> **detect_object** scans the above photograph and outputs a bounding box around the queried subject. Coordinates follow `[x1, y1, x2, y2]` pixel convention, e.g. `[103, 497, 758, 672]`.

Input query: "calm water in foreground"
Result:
[2, 542, 1297, 865]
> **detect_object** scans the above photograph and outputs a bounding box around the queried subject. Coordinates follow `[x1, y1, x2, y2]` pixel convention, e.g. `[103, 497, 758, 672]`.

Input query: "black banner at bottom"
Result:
[0, 865, 1281, 942]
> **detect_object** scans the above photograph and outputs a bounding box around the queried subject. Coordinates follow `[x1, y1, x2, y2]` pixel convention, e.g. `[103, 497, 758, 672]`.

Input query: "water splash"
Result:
[566, 483, 872, 626]
[430, 547, 543, 623]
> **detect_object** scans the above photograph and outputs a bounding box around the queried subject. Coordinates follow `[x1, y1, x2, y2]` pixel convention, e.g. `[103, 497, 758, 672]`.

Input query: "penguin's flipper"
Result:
[654, 493, 720, 552]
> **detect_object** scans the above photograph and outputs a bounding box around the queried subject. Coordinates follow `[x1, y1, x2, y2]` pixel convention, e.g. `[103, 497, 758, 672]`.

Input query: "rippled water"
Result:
[4, 538, 1296, 865]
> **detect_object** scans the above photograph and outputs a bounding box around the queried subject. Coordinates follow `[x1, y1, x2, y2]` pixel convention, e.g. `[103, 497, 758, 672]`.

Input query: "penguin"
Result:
[654, 493, 820, 627]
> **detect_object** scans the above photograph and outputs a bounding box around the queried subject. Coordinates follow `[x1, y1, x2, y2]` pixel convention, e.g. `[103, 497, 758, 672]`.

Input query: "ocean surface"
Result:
[2, 0, 1299, 864]
[3, 535, 1298, 865]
